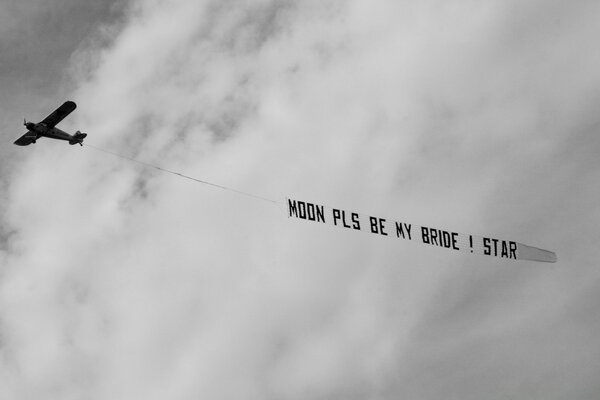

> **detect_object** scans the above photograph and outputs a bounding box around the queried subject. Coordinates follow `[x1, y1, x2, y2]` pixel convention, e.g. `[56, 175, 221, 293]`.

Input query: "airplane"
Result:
[14, 101, 87, 146]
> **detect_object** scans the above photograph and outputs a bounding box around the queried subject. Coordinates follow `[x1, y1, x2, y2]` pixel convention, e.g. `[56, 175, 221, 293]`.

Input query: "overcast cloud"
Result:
[2, 0, 600, 399]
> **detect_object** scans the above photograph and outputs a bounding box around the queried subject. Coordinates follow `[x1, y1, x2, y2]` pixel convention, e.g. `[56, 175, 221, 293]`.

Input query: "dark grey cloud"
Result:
[0, 0, 126, 117]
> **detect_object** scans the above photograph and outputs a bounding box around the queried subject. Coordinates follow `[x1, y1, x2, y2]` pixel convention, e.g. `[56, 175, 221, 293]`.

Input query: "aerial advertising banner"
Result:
[286, 198, 557, 263]
[83, 143, 558, 264]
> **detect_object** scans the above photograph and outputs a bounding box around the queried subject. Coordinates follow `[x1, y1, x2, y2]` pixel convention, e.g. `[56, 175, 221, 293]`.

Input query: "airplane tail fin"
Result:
[69, 130, 87, 146]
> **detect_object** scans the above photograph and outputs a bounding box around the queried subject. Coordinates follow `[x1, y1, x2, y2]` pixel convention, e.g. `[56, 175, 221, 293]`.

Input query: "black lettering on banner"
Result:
[442, 231, 450, 247]
[486, 237, 499, 255]
[430, 228, 439, 246]
[509, 241, 517, 259]
[351, 213, 361, 230]
[287, 198, 545, 262]
[333, 209, 356, 230]
[288, 199, 298, 218]
[379, 218, 387, 236]
[298, 201, 306, 218]
[483, 237, 518, 259]
[395, 222, 412, 240]
[421, 226, 430, 244]
[288, 199, 326, 223]
[342, 211, 352, 228]
[498, 240, 517, 259]
[307, 203, 315, 220]
[422, 227, 460, 250]
[316, 205, 325, 223]
[451, 232, 459, 250]
[333, 209, 342, 226]
[501, 240, 509, 258]
[370, 217, 378, 234]
[369, 217, 387, 236]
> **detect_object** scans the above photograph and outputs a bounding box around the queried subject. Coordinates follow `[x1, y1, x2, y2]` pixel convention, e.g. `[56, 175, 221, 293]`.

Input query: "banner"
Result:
[286, 198, 557, 263]
[83, 145, 558, 263]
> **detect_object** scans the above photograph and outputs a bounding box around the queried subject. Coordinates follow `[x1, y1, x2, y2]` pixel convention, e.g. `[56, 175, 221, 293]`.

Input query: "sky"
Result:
[1, 0, 600, 399]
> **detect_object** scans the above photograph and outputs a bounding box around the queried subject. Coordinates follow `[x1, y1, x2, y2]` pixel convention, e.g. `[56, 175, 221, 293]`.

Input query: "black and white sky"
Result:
[1, 0, 600, 398]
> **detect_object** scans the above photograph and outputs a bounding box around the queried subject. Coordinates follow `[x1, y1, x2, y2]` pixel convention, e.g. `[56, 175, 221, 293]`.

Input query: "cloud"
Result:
[2, 0, 600, 399]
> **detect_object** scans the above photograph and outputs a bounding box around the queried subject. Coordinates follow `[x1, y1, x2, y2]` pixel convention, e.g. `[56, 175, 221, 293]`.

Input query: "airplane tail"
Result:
[69, 130, 87, 146]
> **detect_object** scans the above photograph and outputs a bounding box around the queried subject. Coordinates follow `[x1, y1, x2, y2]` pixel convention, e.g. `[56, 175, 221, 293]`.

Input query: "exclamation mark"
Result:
[469, 235, 473, 253]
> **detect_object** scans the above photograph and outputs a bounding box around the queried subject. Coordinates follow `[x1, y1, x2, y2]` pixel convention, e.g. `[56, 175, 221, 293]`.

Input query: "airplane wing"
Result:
[14, 131, 37, 146]
[40, 101, 77, 128]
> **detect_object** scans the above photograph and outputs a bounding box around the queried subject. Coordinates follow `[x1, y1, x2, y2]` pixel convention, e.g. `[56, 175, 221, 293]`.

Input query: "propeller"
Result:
[23, 119, 35, 131]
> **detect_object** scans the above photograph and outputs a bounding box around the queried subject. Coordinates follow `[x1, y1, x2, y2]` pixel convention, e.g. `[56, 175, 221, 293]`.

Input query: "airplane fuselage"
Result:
[22, 120, 87, 146]
[27, 122, 73, 142]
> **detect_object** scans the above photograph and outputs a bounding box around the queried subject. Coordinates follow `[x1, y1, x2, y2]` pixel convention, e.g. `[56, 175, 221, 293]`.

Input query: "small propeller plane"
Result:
[14, 101, 87, 146]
